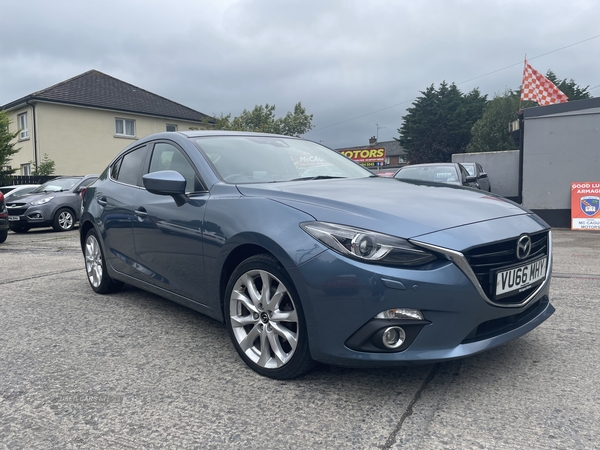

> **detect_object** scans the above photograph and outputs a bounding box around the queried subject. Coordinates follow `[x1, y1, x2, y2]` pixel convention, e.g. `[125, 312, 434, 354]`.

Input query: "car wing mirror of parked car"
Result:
[466, 175, 478, 183]
[142, 170, 188, 206]
[480, 172, 488, 178]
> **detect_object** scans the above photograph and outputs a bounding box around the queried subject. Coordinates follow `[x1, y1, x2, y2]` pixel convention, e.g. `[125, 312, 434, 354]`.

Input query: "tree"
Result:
[545, 70, 591, 101]
[397, 82, 487, 163]
[467, 71, 592, 153]
[31, 153, 56, 176]
[467, 90, 521, 152]
[0, 110, 20, 181]
[213, 102, 313, 137]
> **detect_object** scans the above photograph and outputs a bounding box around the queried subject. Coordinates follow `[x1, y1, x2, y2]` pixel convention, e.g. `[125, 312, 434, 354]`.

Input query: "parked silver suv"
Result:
[6, 175, 98, 233]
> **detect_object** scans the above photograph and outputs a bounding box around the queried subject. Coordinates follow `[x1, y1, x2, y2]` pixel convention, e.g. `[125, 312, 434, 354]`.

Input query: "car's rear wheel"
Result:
[224, 254, 315, 379]
[0, 229, 7, 243]
[84, 229, 124, 294]
[53, 208, 75, 231]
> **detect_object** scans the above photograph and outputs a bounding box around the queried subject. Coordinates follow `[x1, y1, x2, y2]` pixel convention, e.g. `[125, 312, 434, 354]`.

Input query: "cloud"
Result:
[1, 0, 598, 148]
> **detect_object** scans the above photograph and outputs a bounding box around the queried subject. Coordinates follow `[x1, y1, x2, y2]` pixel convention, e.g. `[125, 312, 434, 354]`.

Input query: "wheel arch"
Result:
[79, 218, 96, 251]
[219, 243, 279, 313]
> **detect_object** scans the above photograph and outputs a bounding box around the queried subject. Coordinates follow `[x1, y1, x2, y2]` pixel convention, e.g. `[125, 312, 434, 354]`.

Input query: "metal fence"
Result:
[0, 175, 58, 186]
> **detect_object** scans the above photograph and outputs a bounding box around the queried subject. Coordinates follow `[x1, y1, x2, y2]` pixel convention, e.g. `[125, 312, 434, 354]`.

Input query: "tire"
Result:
[53, 208, 75, 231]
[10, 225, 30, 233]
[0, 229, 7, 243]
[84, 229, 124, 294]
[224, 254, 315, 379]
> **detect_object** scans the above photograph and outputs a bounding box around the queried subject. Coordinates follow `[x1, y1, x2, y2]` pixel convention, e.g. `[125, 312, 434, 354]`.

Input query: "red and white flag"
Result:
[521, 60, 568, 106]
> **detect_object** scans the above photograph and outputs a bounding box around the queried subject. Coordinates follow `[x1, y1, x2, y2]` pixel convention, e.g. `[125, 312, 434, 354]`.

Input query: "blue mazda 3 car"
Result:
[80, 131, 554, 379]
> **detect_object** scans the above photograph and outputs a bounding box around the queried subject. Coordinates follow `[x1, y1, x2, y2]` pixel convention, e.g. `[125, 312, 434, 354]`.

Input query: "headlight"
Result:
[32, 196, 54, 205]
[300, 222, 436, 266]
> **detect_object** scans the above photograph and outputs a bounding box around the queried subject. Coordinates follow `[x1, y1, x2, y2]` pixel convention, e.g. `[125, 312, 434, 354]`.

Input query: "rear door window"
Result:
[111, 145, 149, 187]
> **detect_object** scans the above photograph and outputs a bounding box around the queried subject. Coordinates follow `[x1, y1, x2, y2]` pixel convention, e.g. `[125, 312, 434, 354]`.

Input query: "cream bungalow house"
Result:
[1, 70, 214, 176]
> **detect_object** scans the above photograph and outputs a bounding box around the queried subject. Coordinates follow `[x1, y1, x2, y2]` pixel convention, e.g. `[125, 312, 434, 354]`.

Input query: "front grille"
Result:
[7, 208, 28, 216]
[6, 202, 28, 216]
[463, 231, 549, 305]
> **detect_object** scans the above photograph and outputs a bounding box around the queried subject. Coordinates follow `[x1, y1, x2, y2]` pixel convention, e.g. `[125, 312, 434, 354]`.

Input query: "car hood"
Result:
[236, 177, 532, 239]
[6, 191, 71, 204]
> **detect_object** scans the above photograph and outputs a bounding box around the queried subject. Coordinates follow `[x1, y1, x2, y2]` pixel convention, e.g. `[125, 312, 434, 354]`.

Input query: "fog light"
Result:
[382, 326, 406, 349]
[375, 308, 424, 320]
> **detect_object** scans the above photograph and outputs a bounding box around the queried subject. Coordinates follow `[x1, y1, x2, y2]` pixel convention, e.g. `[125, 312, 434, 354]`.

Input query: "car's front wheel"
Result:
[0, 229, 7, 243]
[53, 208, 75, 231]
[224, 254, 315, 379]
[84, 229, 124, 294]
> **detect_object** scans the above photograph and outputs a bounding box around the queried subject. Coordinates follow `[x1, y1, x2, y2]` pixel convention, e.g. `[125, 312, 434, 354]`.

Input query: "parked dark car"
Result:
[460, 162, 492, 192]
[394, 162, 479, 188]
[80, 131, 554, 379]
[0, 191, 8, 243]
[7, 175, 98, 233]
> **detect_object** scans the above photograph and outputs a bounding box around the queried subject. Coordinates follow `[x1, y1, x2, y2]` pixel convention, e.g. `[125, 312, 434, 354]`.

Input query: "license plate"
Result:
[8, 216, 20, 222]
[494, 257, 547, 299]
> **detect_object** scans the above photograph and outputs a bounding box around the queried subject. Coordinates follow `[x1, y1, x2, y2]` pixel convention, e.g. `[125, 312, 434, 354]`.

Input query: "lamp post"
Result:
[375, 124, 386, 141]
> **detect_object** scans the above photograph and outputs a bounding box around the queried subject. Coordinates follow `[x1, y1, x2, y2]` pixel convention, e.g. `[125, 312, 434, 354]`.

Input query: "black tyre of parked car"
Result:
[10, 225, 30, 233]
[0, 229, 7, 243]
[84, 229, 124, 294]
[224, 254, 316, 380]
[53, 208, 75, 231]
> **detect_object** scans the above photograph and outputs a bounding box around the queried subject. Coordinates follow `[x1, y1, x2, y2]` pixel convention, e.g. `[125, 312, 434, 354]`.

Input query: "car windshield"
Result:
[395, 165, 459, 183]
[193, 136, 372, 183]
[32, 178, 80, 193]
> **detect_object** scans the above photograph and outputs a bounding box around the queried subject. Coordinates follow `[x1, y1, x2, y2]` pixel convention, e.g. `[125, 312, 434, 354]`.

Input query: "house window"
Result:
[21, 163, 31, 176]
[18, 113, 29, 140]
[115, 118, 135, 137]
[166, 124, 178, 132]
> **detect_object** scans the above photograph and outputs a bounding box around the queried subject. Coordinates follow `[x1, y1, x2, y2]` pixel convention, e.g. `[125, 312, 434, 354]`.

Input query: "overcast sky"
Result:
[1, 0, 598, 149]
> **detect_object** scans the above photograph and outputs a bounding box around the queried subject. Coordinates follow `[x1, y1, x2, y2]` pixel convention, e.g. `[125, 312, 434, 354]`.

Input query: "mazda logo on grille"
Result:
[516, 235, 532, 260]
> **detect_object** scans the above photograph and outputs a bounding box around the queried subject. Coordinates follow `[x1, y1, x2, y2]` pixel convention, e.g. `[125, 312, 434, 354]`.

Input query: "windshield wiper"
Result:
[290, 176, 346, 181]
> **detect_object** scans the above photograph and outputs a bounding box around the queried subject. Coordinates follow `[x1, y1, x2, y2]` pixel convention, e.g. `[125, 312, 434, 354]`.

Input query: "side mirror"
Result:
[466, 175, 478, 183]
[143, 170, 187, 206]
[479, 172, 488, 178]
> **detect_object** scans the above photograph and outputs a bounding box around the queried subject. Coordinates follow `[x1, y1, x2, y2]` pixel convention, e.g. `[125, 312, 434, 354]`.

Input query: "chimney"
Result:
[369, 136, 377, 145]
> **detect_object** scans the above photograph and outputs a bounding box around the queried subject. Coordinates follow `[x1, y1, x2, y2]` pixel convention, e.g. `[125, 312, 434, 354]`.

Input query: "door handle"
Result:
[97, 197, 107, 207]
[134, 207, 147, 219]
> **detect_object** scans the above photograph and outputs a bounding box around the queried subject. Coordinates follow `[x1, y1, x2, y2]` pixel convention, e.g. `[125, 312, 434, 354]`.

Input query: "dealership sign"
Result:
[338, 148, 386, 167]
[571, 182, 600, 230]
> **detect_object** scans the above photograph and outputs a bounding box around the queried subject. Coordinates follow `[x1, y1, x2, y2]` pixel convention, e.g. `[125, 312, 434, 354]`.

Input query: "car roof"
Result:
[177, 130, 295, 139]
[400, 163, 458, 168]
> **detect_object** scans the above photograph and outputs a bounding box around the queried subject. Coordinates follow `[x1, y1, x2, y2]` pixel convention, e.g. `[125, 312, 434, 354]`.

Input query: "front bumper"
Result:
[7, 205, 54, 228]
[289, 233, 553, 368]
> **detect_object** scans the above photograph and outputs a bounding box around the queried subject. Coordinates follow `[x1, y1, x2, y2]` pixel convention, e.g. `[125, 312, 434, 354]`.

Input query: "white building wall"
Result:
[9, 102, 206, 176]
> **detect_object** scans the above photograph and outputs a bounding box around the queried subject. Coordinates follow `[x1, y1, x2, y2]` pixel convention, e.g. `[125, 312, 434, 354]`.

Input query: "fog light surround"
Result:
[375, 308, 424, 320]
[382, 326, 406, 349]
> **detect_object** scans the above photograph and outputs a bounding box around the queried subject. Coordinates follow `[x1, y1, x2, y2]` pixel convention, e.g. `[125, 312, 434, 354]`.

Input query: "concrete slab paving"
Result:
[0, 227, 598, 449]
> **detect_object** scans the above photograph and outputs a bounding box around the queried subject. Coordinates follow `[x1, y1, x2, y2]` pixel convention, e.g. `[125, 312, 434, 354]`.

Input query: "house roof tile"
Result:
[2, 70, 212, 123]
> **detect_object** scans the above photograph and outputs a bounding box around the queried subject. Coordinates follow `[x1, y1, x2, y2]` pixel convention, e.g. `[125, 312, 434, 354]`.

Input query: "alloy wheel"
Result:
[229, 269, 299, 369]
[85, 234, 103, 288]
[58, 211, 74, 230]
